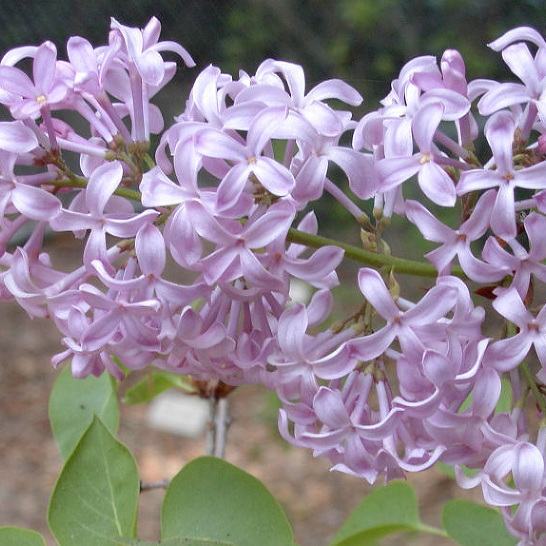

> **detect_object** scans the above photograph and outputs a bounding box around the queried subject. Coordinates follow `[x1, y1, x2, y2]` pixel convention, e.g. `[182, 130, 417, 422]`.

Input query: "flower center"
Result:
[420, 153, 431, 164]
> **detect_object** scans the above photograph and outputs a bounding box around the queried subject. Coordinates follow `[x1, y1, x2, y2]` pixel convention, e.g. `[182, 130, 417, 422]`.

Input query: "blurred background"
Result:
[0, 0, 545, 107]
[1, 1, 545, 545]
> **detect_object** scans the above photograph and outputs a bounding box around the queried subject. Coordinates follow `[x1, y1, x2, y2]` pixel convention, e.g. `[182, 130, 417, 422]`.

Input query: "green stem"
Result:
[418, 523, 450, 538]
[287, 227, 466, 279]
[521, 360, 546, 417]
[47, 178, 142, 202]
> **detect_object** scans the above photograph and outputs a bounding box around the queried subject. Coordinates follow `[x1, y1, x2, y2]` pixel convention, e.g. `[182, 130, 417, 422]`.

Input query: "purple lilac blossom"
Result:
[0, 19, 544, 543]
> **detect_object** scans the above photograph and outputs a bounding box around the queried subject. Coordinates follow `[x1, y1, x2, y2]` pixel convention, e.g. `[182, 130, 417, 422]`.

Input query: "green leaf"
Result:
[0, 527, 46, 546]
[330, 481, 445, 546]
[442, 500, 517, 546]
[161, 456, 293, 546]
[48, 416, 140, 546]
[435, 462, 479, 480]
[122, 371, 196, 405]
[117, 537, 235, 546]
[117, 537, 236, 546]
[49, 365, 119, 460]
[496, 377, 513, 414]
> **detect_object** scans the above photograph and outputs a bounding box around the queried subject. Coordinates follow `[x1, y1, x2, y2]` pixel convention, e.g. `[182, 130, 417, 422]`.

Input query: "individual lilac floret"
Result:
[376, 100, 458, 206]
[485, 288, 546, 373]
[457, 110, 546, 238]
[405, 190, 508, 281]
[50, 161, 158, 270]
[457, 428, 546, 545]
[348, 268, 459, 362]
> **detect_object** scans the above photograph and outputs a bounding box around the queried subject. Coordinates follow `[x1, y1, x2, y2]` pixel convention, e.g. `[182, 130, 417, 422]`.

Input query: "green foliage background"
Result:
[1, 0, 545, 105]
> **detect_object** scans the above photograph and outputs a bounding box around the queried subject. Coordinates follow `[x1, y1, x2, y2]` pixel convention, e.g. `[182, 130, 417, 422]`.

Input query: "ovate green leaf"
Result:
[117, 539, 235, 545]
[116, 538, 232, 546]
[49, 365, 119, 460]
[122, 371, 196, 405]
[48, 417, 139, 546]
[442, 500, 517, 546]
[330, 481, 440, 545]
[0, 527, 46, 546]
[161, 456, 293, 546]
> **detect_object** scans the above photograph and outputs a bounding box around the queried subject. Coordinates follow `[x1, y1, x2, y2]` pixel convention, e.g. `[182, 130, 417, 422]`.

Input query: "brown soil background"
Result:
[0, 235, 486, 546]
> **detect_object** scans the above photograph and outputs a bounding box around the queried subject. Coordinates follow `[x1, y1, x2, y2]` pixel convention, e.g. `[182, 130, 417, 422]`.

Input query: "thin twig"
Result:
[214, 397, 231, 459]
[206, 397, 218, 456]
[140, 478, 171, 491]
[206, 396, 231, 458]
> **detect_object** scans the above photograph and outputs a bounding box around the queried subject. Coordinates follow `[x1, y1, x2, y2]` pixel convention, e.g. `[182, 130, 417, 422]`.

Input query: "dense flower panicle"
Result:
[0, 18, 545, 543]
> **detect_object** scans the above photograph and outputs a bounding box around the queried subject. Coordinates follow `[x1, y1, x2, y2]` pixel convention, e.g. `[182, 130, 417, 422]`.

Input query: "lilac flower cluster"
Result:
[0, 18, 544, 543]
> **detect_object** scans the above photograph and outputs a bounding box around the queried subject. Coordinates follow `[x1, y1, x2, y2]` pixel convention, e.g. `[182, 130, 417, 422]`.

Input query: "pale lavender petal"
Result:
[140, 166, 193, 207]
[285, 246, 344, 283]
[490, 183, 516, 238]
[349, 326, 396, 361]
[471, 367, 501, 418]
[200, 246, 241, 284]
[525, 213, 546, 259]
[493, 289, 530, 328]
[514, 160, 546, 189]
[501, 43, 538, 88]
[422, 349, 456, 386]
[412, 101, 444, 151]
[252, 157, 294, 196]
[353, 407, 402, 440]
[277, 304, 307, 357]
[0, 65, 36, 97]
[485, 110, 515, 173]
[136, 50, 165, 86]
[194, 129, 246, 162]
[460, 189, 496, 238]
[512, 443, 544, 493]
[458, 251, 508, 283]
[481, 476, 522, 507]
[293, 154, 328, 202]
[103, 210, 158, 237]
[33, 41, 57, 93]
[239, 250, 284, 291]
[404, 284, 458, 325]
[242, 201, 295, 248]
[312, 345, 357, 379]
[246, 105, 287, 153]
[305, 289, 333, 326]
[425, 245, 457, 274]
[457, 170, 504, 195]
[485, 334, 532, 372]
[0, 121, 38, 152]
[12, 184, 61, 220]
[81, 311, 120, 351]
[150, 40, 195, 67]
[488, 26, 546, 51]
[357, 268, 399, 320]
[86, 161, 123, 216]
[313, 387, 351, 428]
[417, 160, 456, 206]
[216, 163, 251, 212]
[478, 82, 530, 115]
[384, 118, 413, 158]
[135, 223, 165, 276]
[302, 101, 343, 137]
[328, 147, 378, 200]
[423, 89, 470, 120]
[307, 79, 362, 105]
[405, 199, 453, 242]
[376, 155, 421, 192]
[186, 201, 238, 246]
